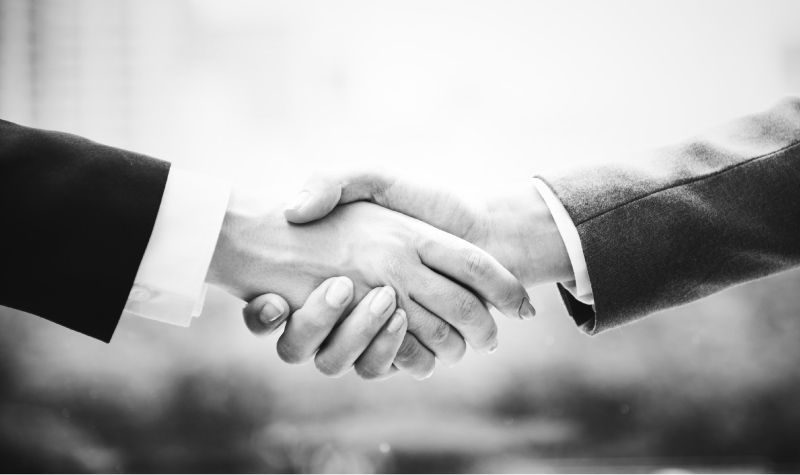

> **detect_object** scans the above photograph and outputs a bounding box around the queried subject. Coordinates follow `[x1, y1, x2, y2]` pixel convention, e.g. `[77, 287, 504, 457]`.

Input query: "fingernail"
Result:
[487, 339, 499, 354]
[260, 299, 285, 323]
[442, 358, 460, 368]
[477, 338, 499, 356]
[418, 368, 434, 381]
[518, 298, 536, 320]
[286, 191, 311, 211]
[386, 309, 406, 333]
[325, 277, 352, 307]
[369, 287, 395, 315]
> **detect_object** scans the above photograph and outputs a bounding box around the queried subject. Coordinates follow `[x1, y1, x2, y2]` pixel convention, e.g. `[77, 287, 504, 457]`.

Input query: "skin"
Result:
[207, 187, 533, 379]
[244, 277, 407, 380]
[283, 167, 573, 289]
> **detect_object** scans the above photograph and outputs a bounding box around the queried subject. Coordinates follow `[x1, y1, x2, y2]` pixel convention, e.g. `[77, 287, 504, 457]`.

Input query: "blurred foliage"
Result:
[2, 270, 800, 473]
[3, 0, 800, 472]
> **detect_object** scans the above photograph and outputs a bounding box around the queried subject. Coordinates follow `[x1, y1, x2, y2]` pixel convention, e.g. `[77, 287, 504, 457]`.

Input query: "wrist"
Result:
[487, 179, 573, 287]
[205, 186, 350, 305]
[205, 187, 244, 296]
[206, 187, 282, 300]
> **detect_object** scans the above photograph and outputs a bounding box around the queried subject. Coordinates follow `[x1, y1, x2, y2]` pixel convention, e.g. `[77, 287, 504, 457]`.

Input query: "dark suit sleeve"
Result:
[536, 97, 800, 335]
[0, 119, 170, 342]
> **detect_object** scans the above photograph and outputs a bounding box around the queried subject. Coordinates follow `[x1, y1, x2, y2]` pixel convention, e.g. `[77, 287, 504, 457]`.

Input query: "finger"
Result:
[410, 269, 499, 356]
[357, 364, 400, 382]
[354, 309, 407, 381]
[243, 293, 290, 336]
[285, 168, 535, 320]
[276, 276, 354, 365]
[283, 173, 343, 224]
[418, 229, 535, 321]
[402, 298, 466, 367]
[314, 286, 398, 378]
[368, 365, 400, 381]
[283, 165, 394, 224]
[283, 166, 460, 231]
[393, 332, 437, 380]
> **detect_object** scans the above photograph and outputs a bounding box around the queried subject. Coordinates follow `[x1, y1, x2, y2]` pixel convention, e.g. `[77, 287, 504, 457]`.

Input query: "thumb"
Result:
[283, 166, 393, 224]
[243, 293, 290, 336]
[283, 173, 343, 224]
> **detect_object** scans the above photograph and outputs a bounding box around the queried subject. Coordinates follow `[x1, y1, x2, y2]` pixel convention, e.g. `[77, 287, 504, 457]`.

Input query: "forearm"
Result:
[0, 119, 169, 341]
[205, 187, 354, 306]
[539, 96, 800, 334]
[206, 187, 291, 301]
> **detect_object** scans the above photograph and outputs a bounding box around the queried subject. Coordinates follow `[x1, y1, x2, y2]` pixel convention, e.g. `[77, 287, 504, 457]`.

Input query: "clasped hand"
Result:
[208, 166, 570, 381]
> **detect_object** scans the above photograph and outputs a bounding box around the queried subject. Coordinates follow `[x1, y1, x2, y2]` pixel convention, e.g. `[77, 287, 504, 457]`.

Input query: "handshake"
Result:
[7, 98, 796, 375]
[208, 167, 575, 381]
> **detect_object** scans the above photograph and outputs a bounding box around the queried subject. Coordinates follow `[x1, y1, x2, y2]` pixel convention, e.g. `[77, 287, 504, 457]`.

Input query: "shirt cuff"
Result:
[532, 178, 594, 305]
[124, 168, 231, 326]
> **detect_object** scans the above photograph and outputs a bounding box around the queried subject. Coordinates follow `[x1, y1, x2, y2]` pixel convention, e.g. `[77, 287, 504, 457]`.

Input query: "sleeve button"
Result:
[129, 285, 151, 302]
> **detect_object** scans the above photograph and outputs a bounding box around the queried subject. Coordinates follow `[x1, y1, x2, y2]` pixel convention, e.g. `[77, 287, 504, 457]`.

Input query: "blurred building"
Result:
[0, 0, 191, 149]
[1, 1, 800, 472]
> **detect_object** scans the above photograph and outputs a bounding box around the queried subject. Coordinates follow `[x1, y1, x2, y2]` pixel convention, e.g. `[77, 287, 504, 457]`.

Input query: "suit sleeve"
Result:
[0, 119, 170, 342]
[536, 97, 800, 335]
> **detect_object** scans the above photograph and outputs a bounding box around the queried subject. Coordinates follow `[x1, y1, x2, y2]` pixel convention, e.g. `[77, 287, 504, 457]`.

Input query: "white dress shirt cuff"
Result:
[532, 178, 594, 305]
[124, 168, 231, 326]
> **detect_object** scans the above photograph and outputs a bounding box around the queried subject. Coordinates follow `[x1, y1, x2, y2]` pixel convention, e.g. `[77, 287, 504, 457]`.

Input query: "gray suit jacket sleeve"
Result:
[536, 97, 800, 335]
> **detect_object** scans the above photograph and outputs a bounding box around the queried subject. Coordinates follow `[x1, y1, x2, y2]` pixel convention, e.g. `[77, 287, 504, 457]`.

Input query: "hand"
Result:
[205, 187, 534, 375]
[282, 166, 574, 288]
[243, 277, 408, 381]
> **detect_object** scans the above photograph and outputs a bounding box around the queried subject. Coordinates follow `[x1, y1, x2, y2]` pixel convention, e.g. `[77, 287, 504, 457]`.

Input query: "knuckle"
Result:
[454, 293, 481, 325]
[417, 236, 434, 256]
[503, 286, 517, 306]
[426, 318, 452, 345]
[499, 279, 522, 307]
[395, 339, 435, 378]
[395, 337, 422, 363]
[465, 251, 488, 280]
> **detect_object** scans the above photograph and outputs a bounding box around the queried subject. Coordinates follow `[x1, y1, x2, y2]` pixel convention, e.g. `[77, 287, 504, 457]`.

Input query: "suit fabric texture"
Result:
[539, 97, 800, 335]
[0, 120, 170, 342]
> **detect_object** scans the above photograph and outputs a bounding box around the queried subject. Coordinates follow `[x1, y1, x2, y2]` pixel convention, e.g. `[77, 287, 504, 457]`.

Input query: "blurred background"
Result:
[1, 0, 800, 472]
